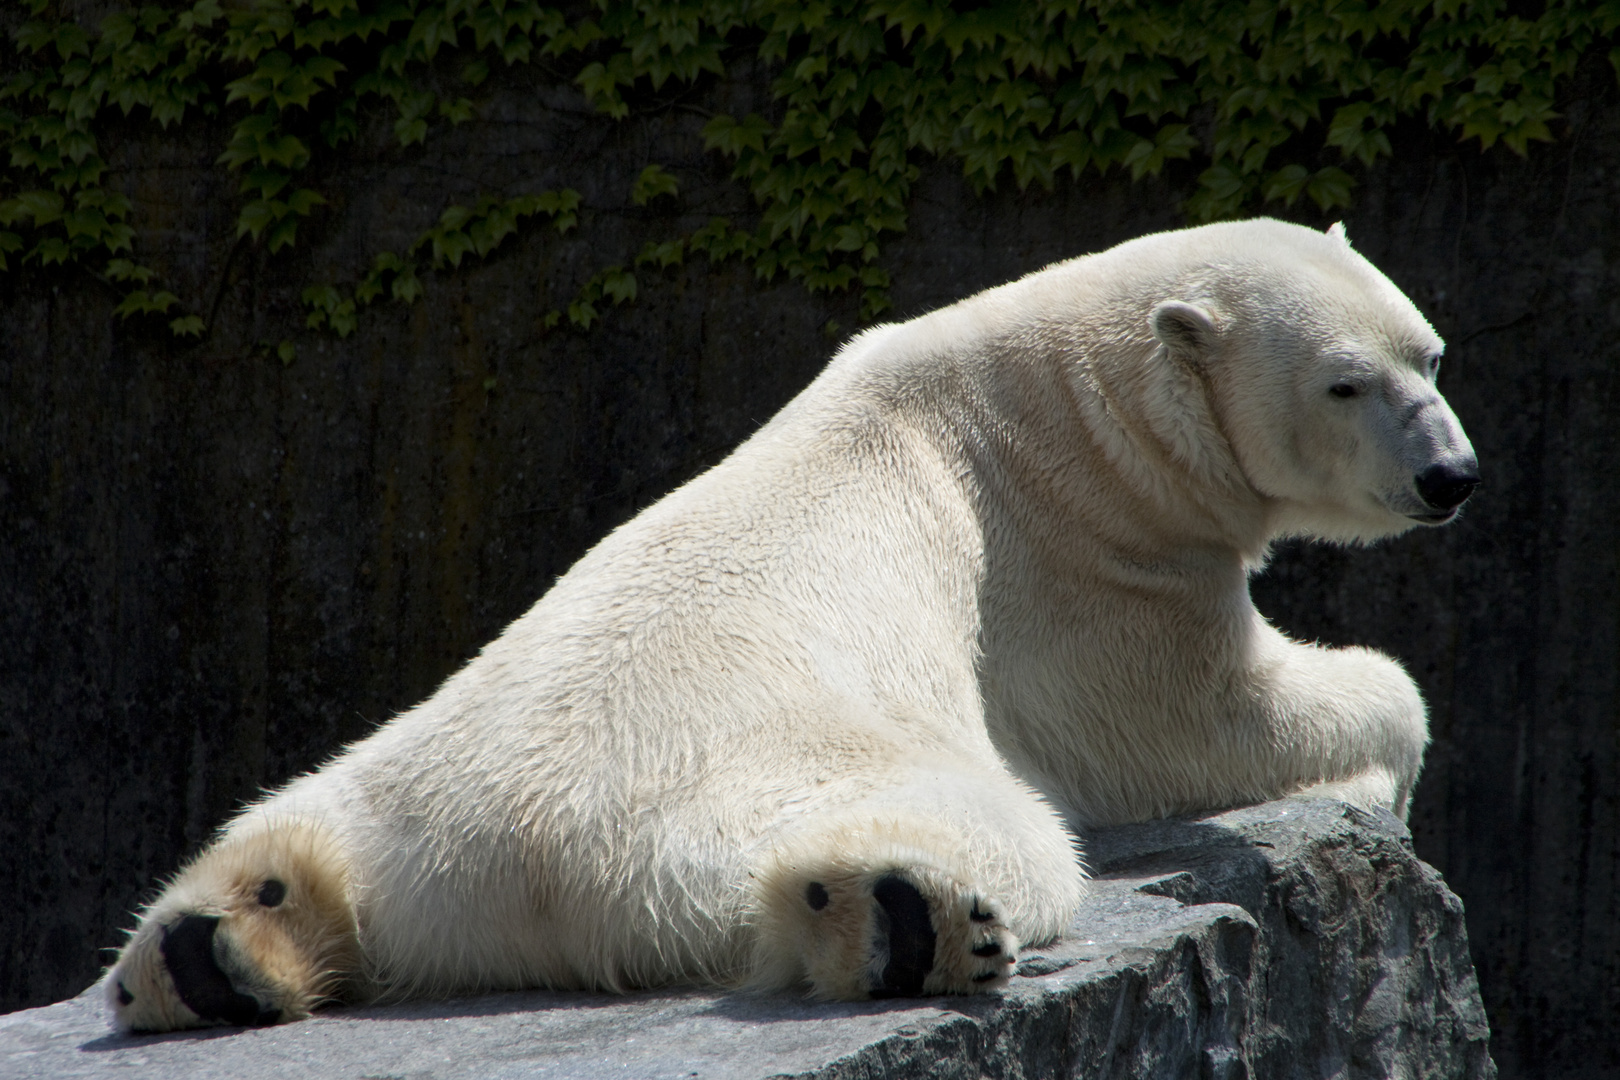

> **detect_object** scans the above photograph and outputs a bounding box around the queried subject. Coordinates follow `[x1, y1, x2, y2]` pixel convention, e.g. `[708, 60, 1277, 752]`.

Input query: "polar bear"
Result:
[106, 218, 1478, 1032]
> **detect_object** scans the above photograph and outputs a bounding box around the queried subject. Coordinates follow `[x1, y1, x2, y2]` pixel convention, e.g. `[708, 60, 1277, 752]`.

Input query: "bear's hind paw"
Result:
[763, 864, 1018, 1000]
[110, 891, 321, 1033]
[106, 821, 360, 1033]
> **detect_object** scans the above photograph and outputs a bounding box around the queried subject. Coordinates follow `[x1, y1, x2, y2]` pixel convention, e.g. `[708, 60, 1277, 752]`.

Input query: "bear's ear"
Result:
[1326, 221, 1351, 246]
[1149, 300, 1218, 358]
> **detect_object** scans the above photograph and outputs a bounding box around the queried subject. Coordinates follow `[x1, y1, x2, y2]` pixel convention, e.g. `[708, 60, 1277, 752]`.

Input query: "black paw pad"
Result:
[160, 915, 279, 1027]
[869, 875, 936, 999]
[972, 971, 1001, 983]
[971, 941, 1002, 958]
[806, 882, 830, 911]
[257, 879, 287, 908]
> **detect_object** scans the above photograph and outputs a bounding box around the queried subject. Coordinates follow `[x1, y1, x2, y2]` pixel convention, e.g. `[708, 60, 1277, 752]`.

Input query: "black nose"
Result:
[1415, 462, 1480, 510]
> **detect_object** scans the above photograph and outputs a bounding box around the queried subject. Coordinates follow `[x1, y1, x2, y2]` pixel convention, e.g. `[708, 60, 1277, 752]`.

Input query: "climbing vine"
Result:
[2, 0, 1617, 343]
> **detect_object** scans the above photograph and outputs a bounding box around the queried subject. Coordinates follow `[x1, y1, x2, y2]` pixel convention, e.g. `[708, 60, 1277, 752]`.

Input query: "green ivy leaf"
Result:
[62, 206, 107, 241]
[601, 266, 637, 304]
[266, 214, 300, 252]
[112, 289, 178, 318]
[328, 298, 357, 336]
[1121, 124, 1199, 180]
[636, 239, 685, 268]
[13, 190, 64, 226]
[1326, 102, 1394, 167]
[102, 222, 134, 253]
[431, 229, 474, 268]
[392, 265, 423, 303]
[395, 116, 428, 146]
[96, 191, 132, 218]
[469, 212, 516, 256]
[567, 298, 599, 328]
[322, 96, 360, 147]
[860, 287, 891, 319]
[15, 21, 55, 55]
[576, 54, 633, 119]
[703, 113, 770, 157]
[287, 188, 327, 216]
[1262, 164, 1311, 207]
[501, 35, 533, 65]
[53, 23, 90, 61]
[236, 199, 279, 240]
[302, 283, 341, 311]
[262, 133, 311, 169]
[105, 259, 154, 284]
[169, 314, 205, 337]
[1304, 166, 1355, 211]
[241, 167, 291, 200]
[6, 0, 1609, 341]
[631, 164, 679, 206]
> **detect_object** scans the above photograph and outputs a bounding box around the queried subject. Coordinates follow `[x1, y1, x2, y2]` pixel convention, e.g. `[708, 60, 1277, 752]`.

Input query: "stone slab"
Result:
[0, 799, 1494, 1080]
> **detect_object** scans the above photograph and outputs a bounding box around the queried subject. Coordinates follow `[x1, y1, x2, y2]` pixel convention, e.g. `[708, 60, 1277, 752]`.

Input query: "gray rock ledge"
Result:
[0, 799, 1494, 1080]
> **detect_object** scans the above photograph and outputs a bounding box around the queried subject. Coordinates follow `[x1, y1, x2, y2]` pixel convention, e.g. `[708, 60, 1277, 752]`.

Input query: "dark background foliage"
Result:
[1, 35, 1617, 1080]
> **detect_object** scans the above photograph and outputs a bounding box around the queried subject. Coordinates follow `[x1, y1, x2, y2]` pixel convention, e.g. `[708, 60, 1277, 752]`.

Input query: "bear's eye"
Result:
[257, 879, 287, 907]
[1328, 383, 1358, 399]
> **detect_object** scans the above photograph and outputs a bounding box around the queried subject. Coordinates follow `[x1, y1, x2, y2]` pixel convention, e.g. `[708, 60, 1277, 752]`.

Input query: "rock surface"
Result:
[0, 799, 1493, 1080]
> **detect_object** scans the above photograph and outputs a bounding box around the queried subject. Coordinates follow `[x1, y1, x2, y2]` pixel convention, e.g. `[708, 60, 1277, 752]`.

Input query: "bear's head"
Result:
[1149, 220, 1478, 545]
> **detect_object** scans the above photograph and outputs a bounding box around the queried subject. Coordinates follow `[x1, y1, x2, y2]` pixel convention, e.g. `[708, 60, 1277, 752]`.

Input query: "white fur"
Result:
[107, 218, 1474, 1030]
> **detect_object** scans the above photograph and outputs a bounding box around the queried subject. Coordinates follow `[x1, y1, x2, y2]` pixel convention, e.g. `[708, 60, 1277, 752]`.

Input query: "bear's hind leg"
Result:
[748, 770, 1082, 1000]
[107, 819, 361, 1032]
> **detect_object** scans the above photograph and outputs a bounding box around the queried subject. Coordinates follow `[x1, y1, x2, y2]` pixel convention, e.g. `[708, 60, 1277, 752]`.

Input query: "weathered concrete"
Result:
[0, 799, 1494, 1080]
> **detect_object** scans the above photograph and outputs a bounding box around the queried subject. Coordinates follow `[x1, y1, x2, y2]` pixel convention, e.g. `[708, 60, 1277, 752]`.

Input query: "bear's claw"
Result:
[919, 883, 1018, 996]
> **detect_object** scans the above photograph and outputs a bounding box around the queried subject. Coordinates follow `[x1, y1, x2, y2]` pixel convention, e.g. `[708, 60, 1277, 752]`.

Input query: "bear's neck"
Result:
[932, 325, 1275, 582]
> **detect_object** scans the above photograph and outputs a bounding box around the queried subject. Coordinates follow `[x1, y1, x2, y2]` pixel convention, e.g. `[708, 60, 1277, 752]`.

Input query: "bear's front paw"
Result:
[786, 867, 1018, 999]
